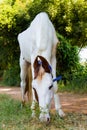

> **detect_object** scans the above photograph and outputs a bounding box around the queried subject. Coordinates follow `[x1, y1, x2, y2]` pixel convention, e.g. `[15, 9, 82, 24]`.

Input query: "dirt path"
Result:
[0, 87, 87, 114]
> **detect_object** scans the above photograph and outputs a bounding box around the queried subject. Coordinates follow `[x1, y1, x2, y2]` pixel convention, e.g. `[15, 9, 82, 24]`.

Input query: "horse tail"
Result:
[25, 66, 32, 103]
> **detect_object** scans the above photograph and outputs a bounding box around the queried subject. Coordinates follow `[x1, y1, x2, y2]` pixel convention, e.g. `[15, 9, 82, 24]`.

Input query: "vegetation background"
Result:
[0, 0, 87, 93]
[0, 1, 87, 129]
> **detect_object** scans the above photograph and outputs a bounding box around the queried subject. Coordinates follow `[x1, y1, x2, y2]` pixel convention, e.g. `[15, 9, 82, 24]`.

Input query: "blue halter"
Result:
[38, 60, 62, 82]
[53, 75, 62, 82]
[48, 64, 62, 82]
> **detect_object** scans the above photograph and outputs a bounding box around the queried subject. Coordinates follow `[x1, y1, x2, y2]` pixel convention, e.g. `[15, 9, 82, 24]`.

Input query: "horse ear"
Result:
[33, 56, 42, 79]
[37, 56, 51, 73]
[37, 57, 42, 65]
[33, 55, 51, 79]
[33, 56, 39, 79]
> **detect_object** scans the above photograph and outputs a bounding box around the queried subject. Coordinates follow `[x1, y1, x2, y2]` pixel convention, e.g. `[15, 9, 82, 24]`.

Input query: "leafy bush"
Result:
[56, 34, 87, 93]
[59, 62, 87, 93]
[0, 0, 87, 89]
[3, 64, 20, 86]
[56, 33, 79, 80]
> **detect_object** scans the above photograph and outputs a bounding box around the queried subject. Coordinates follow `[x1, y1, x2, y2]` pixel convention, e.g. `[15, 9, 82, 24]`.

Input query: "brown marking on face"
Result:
[37, 65, 45, 81]
[33, 55, 51, 79]
[33, 88, 39, 102]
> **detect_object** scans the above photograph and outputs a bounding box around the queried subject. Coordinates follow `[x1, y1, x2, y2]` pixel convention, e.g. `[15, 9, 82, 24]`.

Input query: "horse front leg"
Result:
[30, 63, 37, 117]
[31, 88, 37, 117]
[51, 55, 65, 117]
[20, 56, 28, 107]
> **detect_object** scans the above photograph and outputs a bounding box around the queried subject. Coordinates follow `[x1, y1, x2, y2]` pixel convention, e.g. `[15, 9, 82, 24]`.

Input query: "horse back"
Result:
[18, 12, 58, 62]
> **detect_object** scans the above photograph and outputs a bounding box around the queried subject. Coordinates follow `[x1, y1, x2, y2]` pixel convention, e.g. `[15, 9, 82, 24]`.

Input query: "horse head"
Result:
[32, 55, 53, 122]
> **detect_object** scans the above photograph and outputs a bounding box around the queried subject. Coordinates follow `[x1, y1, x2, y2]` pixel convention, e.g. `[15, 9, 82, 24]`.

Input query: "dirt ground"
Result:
[0, 86, 87, 114]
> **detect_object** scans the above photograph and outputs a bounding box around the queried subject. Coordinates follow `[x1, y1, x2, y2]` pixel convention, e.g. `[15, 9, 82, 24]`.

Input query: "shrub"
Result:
[59, 62, 87, 93]
[56, 33, 79, 82]
[3, 64, 20, 86]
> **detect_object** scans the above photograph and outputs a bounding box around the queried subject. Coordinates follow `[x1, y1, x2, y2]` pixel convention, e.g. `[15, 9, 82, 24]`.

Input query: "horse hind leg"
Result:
[20, 56, 29, 107]
[26, 66, 32, 102]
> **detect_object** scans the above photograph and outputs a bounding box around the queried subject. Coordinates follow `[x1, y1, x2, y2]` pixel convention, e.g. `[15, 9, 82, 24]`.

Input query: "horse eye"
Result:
[49, 85, 53, 90]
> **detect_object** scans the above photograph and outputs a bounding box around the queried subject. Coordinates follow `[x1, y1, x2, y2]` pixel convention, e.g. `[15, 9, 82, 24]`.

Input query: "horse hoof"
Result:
[57, 109, 65, 117]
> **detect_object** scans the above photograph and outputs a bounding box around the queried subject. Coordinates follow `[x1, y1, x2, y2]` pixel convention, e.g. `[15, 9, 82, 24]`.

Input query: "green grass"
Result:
[0, 94, 87, 130]
[58, 80, 87, 94]
[59, 83, 87, 94]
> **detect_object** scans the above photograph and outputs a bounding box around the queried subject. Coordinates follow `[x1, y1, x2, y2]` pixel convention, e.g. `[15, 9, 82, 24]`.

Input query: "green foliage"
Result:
[56, 33, 79, 76]
[50, 0, 87, 46]
[56, 34, 87, 92]
[3, 63, 20, 86]
[59, 63, 87, 93]
[0, 0, 31, 85]
[0, 0, 30, 36]
[56, 34, 87, 93]
[70, 63, 87, 92]
[15, 0, 87, 46]
[0, 0, 87, 86]
[0, 0, 86, 44]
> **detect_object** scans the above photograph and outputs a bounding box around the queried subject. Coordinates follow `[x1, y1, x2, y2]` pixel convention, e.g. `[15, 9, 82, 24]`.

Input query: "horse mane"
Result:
[33, 55, 51, 79]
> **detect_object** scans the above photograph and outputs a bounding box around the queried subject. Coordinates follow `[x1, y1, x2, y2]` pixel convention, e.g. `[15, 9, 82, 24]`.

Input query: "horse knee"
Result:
[53, 82, 58, 93]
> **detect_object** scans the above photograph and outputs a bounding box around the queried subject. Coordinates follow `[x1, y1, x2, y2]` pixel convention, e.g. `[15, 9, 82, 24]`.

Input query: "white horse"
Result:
[18, 12, 65, 122]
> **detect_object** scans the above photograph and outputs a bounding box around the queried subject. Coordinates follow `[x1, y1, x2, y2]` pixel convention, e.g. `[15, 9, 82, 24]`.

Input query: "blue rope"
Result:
[48, 64, 62, 82]
[53, 75, 62, 82]
[48, 65, 52, 72]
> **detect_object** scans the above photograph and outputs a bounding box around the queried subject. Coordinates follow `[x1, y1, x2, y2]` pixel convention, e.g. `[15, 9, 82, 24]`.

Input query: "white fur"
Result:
[18, 12, 65, 121]
[32, 73, 53, 121]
